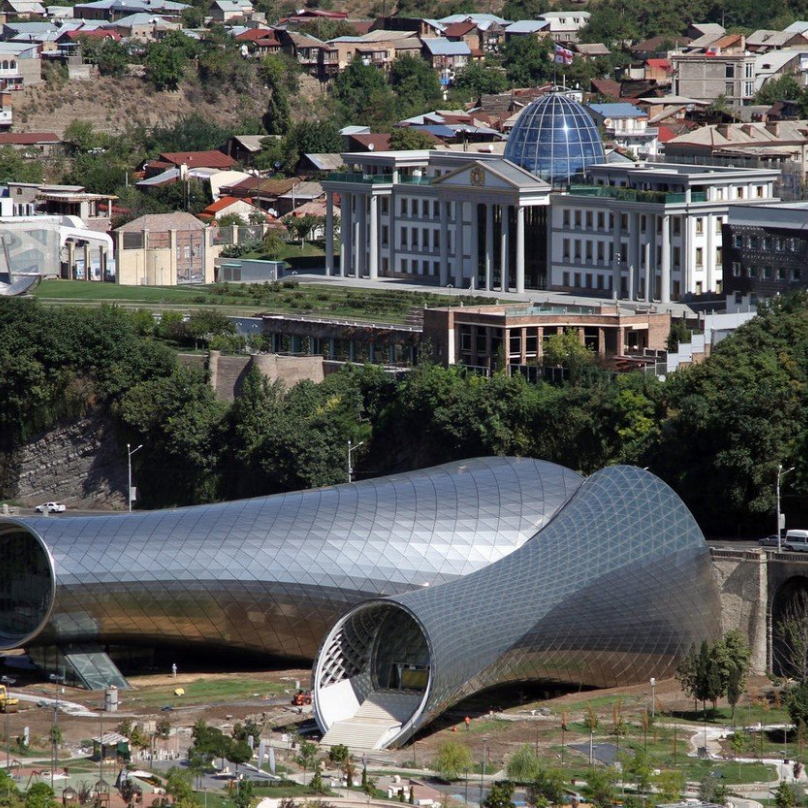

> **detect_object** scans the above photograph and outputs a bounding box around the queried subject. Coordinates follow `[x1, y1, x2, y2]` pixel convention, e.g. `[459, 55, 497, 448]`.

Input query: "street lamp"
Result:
[777, 464, 795, 552]
[613, 252, 621, 301]
[347, 440, 365, 484]
[127, 443, 143, 513]
[650, 677, 656, 719]
[1, 676, 15, 796]
[49, 672, 66, 792]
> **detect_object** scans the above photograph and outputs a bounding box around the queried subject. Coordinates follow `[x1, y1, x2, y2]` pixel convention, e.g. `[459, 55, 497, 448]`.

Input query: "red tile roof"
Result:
[347, 133, 392, 150]
[157, 150, 236, 169]
[645, 58, 672, 72]
[657, 125, 678, 143]
[235, 27, 277, 41]
[66, 29, 121, 40]
[0, 131, 59, 144]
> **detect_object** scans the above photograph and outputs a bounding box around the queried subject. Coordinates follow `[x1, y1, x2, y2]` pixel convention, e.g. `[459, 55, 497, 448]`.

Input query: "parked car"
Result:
[758, 535, 782, 547]
[35, 502, 66, 513]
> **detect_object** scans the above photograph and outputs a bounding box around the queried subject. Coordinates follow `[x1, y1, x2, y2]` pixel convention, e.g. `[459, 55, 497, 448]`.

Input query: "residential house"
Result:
[421, 38, 471, 80]
[144, 150, 236, 178]
[208, 0, 252, 22]
[198, 195, 269, 222]
[114, 212, 218, 285]
[671, 40, 756, 107]
[220, 175, 298, 214]
[73, 0, 188, 21]
[0, 41, 41, 88]
[0, 0, 45, 20]
[0, 90, 10, 127]
[586, 102, 660, 157]
[442, 20, 480, 51]
[277, 29, 326, 75]
[645, 58, 673, 86]
[220, 134, 270, 164]
[234, 26, 280, 56]
[503, 19, 547, 42]
[0, 131, 58, 152]
[570, 42, 610, 59]
[21, 182, 115, 231]
[276, 180, 324, 215]
[683, 23, 725, 50]
[344, 132, 392, 151]
[323, 31, 412, 73]
[370, 16, 444, 38]
[747, 27, 808, 53]
[631, 35, 691, 60]
[102, 12, 179, 40]
[534, 11, 589, 42]
[755, 49, 808, 92]
[664, 120, 808, 198]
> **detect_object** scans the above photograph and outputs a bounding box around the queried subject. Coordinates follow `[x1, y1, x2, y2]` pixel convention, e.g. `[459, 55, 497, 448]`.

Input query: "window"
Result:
[757, 186, 764, 198]
[725, 82, 734, 96]
[716, 247, 722, 265]
[574, 240, 581, 259]
[433, 230, 440, 249]
[401, 259, 408, 273]
[562, 271, 570, 286]
[763, 237, 772, 251]
[563, 238, 570, 259]
[422, 200, 429, 217]
[412, 228, 418, 247]
[745, 62, 754, 78]
[673, 218, 681, 236]
[695, 218, 703, 235]
[422, 229, 428, 249]
[574, 210, 582, 227]
[620, 213, 628, 230]
[401, 228, 408, 247]
[715, 188, 724, 200]
[597, 212, 604, 229]
[585, 211, 593, 229]
[586, 241, 593, 260]
[563, 209, 570, 227]
[433, 201, 439, 217]
[382, 225, 389, 246]
[381, 197, 389, 214]
[715, 217, 722, 234]
[401, 198, 408, 215]
[597, 242, 604, 261]
[673, 246, 680, 268]
[793, 268, 802, 281]
[778, 267, 786, 280]
[696, 247, 703, 267]
[763, 266, 772, 279]
[732, 262, 741, 277]
[725, 63, 734, 78]
[737, 187, 745, 199]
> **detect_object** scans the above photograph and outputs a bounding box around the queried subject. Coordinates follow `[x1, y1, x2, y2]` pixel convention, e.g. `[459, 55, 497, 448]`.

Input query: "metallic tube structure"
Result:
[0, 458, 583, 659]
[313, 466, 722, 749]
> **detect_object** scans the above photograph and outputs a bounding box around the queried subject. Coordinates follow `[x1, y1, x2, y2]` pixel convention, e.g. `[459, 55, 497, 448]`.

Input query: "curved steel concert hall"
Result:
[0, 457, 721, 748]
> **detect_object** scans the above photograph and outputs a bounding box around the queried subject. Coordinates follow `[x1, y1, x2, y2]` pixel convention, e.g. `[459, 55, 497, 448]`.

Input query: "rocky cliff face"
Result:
[12, 415, 127, 509]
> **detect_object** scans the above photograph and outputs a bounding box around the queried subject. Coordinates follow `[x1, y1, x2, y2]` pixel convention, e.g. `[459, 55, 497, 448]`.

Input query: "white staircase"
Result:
[320, 691, 422, 751]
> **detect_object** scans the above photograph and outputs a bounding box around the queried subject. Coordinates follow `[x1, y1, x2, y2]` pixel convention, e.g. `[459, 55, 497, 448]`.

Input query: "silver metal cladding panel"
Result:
[2, 457, 584, 657]
[384, 466, 722, 736]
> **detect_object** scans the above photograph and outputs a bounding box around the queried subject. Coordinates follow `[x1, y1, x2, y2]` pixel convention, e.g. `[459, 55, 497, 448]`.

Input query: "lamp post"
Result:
[347, 440, 365, 484]
[127, 443, 143, 513]
[49, 672, 65, 792]
[1, 675, 15, 795]
[613, 251, 621, 300]
[777, 464, 795, 552]
[650, 678, 656, 719]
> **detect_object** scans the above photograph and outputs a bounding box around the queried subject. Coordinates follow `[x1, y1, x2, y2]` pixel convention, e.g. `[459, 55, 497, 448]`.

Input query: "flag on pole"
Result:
[554, 43, 574, 64]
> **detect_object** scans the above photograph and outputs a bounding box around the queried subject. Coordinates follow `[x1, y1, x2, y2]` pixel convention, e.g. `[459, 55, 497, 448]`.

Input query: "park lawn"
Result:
[124, 676, 287, 708]
[34, 280, 209, 304]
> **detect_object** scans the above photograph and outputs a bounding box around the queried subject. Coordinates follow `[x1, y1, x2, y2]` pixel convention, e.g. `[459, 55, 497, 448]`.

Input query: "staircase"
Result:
[320, 691, 422, 751]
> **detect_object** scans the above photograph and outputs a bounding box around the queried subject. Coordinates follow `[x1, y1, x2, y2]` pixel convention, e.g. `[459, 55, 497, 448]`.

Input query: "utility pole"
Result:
[347, 440, 364, 484]
[127, 443, 143, 513]
[777, 464, 794, 551]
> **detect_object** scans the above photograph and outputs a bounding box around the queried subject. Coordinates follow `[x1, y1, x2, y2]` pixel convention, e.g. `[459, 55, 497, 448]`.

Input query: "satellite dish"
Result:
[368, 143, 375, 151]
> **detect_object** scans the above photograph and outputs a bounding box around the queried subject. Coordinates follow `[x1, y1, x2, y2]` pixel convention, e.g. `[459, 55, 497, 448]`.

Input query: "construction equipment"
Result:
[0, 683, 19, 713]
[291, 690, 311, 706]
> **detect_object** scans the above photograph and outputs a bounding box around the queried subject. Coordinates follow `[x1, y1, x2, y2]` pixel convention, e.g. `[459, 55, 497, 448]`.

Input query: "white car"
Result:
[35, 502, 66, 513]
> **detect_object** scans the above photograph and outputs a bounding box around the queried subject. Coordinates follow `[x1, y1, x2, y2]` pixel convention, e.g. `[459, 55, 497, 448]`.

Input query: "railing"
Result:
[567, 185, 708, 204]
[398, 175, 432, 185]
[326, 172, 433, 186]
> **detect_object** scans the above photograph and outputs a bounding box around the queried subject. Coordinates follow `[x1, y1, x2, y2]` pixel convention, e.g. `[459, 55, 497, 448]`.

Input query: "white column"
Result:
[340, 192, 352, 278]
[516, 205, 525, 294]
[369, 194, 378, 280]
[485, 203, 494, 290]
[706, 214, 715, 293]
[612, 211, 622, 298]
[325, 190, 334, 276]
[439, 199, 449, 286]
[455, 201, 465, 284]
[357, 195, 366, 278]
[643, 241, 651, 303]
[470, 202, 478, 289]
[661, 213, 671, 304]
[500, 205, 509, 291]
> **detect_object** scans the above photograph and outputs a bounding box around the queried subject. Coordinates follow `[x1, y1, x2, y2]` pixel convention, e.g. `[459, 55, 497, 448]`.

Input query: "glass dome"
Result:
[504, 92, 605, 184]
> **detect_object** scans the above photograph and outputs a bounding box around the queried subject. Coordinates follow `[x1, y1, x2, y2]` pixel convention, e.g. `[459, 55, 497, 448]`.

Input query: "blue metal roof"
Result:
[588, 102, 646, 119]
[422, 38, 471, 55]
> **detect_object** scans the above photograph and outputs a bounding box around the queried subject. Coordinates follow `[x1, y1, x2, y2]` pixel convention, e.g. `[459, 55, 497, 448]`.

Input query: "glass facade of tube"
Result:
[504, 93, 606, 184]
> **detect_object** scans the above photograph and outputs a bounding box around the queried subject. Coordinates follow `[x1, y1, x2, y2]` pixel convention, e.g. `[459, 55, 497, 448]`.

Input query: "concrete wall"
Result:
[710, 549, 768, 673]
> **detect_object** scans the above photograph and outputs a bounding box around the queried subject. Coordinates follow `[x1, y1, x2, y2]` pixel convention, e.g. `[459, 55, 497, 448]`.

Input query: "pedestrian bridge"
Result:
[710, 547, 808, 675]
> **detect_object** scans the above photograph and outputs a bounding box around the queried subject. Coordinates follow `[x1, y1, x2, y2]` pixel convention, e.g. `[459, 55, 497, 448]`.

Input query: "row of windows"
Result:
[398, 198, 456, 218]
[562, 209, 726, 236]
[733, 234, 800, 252]
[399, 227, 451, 251]
[731, 262, 802, 281]
[399, 258, 440, 276]
[561, 240, 723, 270]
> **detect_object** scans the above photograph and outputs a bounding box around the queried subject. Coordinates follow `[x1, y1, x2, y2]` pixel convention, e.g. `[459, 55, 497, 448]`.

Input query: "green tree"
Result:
[144, 40, 188, 90]
[333, 60, 396, 128]
[777, 589, 808, 683]
[389, 128, 438, 150]
[654, 769, 685, 803]
[328, 744, 349, 765]
[63, 117, 97, 154]
[482, 781, 516, 808]
[542, 329, 595, 372]
[506, 745, 542, 783]
[621, 749, 652, 794]
[389, 54, 442, 117]
[297, 739, 318, 785]
[667, 318, 690, 352]
[712, 631, 752, 720]
[309, 765, 328, 795]
[25, 784, 57, 808]
[285, 214, 321, 247]
[756, 74, 802, 106]
[283, 119, 342, 169]
[432, 740, 473, 781]
[776, 781, 797, 808]
[582, 768, 615, 808]
[234, 779, 253, 808]
[0, 145, 43, 183]
[529, 768, 565, 807]
[501, 0, 548, 19]
[501, 36, 552, 87]
[452, 61, 508, 101]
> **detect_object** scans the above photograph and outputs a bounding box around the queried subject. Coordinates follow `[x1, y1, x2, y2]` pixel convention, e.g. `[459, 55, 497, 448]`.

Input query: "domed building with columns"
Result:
[322, 91, 781, 301]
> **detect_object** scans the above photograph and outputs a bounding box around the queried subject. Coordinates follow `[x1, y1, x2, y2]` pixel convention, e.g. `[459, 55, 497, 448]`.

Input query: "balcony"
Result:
[326, 172, 433, 186]
[567, 185, 707, 205]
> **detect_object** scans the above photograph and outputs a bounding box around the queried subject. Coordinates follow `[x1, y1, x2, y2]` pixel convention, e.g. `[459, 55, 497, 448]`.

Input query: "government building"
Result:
[322, 92, 781, 302]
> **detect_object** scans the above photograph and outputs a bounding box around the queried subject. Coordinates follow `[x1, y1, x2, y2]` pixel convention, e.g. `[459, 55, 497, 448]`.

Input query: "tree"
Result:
[654, 770, 685, 803]
[297, 739, 318, 785]
[234, 778, 254, 808]
[712, 631, 752, 720]
[582, 768, 615, 808]
[621, 749, 652, 795]
[328, 744, 349, 765]
[756, 74, 802, 106]
[667, 318, 689, 352]
[284, 120, 342, 169]
[776, 781, 797, 808]
[333, 60, 396, 128]
[389, 54, 442, 117]
[309, 764, 328, 795]
[786, 681, 808, 728]
[528, 768, 565, 807]
[542, 329, 595, 372]
[777, 589, 808, 683]
[145, 41, 188, 90]
[482, 781, 516, 808]
[342, 754, 357, 788]
[432, 740, 473, 782]
[506, 745, 542, 783]
[25, 784, 58, 808]
[285, 214, 321, 246]
[389, 128, 438, 150]
[452, 61, 508, 101]
[501, 36, 552, 87]
[501, 0, 548, 19]
[0, 145, 43, 183]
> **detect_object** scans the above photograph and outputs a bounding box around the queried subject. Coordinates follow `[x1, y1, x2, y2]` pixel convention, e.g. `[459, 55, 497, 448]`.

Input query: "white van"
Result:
[784, 530, 808, 551]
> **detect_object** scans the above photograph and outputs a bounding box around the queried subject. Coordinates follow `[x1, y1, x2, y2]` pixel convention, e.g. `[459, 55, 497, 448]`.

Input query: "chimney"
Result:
[741, 124, 754, 136]
[716, 123, 730, 137]
[766, 121, 780, 136]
